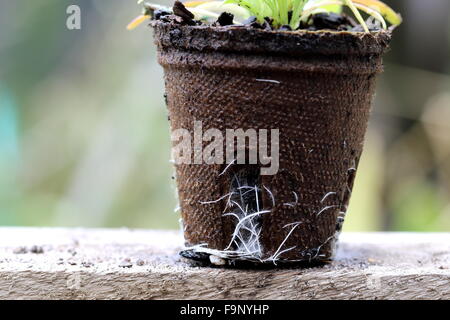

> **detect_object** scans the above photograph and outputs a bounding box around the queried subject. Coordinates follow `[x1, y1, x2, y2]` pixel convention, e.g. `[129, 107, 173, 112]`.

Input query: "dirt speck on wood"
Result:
[136, 259, 146, 266]
[67, 260, 77, 266]
[30, 245, 44, 254]
[82, 261, 94, 268]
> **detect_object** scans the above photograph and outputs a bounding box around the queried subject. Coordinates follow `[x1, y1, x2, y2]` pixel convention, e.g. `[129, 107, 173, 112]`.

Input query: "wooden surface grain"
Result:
[0, 228, 449, 300]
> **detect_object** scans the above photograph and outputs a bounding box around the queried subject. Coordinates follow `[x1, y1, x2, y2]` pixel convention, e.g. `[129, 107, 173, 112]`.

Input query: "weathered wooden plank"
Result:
[0, 228, 449, 300]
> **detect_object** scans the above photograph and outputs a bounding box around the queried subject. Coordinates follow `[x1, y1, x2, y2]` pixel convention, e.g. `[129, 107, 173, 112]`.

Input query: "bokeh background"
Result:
[0, 0, 449, 231]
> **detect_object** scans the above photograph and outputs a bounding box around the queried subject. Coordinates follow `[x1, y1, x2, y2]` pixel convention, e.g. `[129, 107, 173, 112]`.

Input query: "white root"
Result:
[263, 185, 275, 207]
[199, 192, 234, 205]
[264, 222, 302, 264]
[188, 173, 344, 264]
[312, 235, 336, 261]
[316, 205, 340, 217]
[283, 191, 299, 207]
[255, 79, 281, 84]
[218, 159, 236, 177]
[320, 191, 337, 203]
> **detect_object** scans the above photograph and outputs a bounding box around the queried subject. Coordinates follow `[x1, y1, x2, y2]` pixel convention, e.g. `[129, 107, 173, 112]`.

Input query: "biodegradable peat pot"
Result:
[152, 20, 391, 265]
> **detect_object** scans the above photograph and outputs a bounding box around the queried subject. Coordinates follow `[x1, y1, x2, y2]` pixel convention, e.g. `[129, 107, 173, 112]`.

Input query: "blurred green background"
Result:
[0, 0, 449, 231]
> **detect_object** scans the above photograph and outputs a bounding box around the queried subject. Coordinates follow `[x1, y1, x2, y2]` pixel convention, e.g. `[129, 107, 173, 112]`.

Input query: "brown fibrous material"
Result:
[152, 21, 391, 264]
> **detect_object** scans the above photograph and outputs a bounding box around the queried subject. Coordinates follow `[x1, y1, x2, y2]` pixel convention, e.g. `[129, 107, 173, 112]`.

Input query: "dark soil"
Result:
[153, 9, 171, 21]
[172, 0, 194, 21]
[216, 12, 234, 27]
[309, 12, 356, 31]
[151, 1, 376, 32]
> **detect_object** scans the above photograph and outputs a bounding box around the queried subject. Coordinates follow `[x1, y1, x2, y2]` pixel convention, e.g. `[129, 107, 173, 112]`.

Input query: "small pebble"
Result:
[136, 259, 146, 267]
[13, 246, 28, 254]
[209, 255, 226, 266]
[279, 25, 292, 31]
[119, 260, 133, 268]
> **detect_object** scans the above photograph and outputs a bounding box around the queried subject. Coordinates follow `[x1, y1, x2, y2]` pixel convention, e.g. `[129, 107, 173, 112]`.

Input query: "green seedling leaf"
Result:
[353, 0, 402, 26]
[305, 0, 342, 14]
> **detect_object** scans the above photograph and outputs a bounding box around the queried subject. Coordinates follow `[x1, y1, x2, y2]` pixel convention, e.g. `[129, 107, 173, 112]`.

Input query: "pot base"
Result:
[180, 248, 331, 268]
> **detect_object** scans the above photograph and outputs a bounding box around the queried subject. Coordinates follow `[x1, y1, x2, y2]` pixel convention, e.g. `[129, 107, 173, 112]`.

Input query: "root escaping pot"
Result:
[152, 21, 391, 264]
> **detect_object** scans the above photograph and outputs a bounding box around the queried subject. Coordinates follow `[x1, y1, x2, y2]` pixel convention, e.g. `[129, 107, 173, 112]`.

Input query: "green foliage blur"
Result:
[0, 0, 449, 231]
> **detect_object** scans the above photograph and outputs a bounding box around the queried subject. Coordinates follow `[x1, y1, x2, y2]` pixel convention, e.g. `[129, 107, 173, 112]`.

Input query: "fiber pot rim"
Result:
[151, 20, 392, 56]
